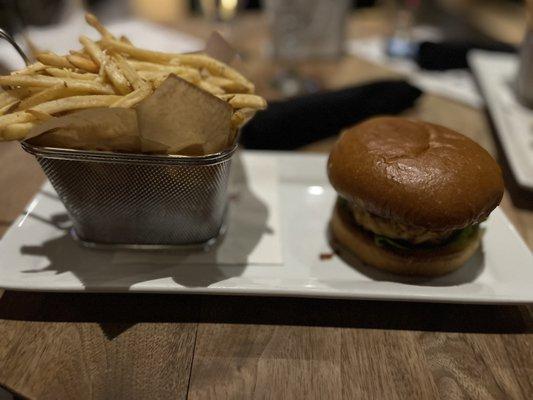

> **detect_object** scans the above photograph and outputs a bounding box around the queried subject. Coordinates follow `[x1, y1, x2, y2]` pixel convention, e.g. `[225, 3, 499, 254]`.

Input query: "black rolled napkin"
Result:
[415, 41, 516, 71]
[240, 80, 422, 150]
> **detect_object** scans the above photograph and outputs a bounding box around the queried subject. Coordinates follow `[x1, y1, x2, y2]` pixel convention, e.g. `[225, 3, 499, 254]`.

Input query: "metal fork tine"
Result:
[0, 28, 31, 66]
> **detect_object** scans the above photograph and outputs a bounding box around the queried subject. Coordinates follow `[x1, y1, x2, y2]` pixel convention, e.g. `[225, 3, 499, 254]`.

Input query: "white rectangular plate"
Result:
[469, 50, 533, 189]
[1, 152, 533, 303]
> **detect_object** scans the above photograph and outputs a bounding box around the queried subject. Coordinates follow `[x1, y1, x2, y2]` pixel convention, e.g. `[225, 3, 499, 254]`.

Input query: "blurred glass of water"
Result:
[199, 0, 244, 23]
[517, 24, 533, 108]
[264, 0, 350, 61]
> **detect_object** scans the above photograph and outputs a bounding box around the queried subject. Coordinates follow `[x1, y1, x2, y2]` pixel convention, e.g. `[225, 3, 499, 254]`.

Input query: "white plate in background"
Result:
[469, 50, 533, 189]
[0, 152, 532, 303]
[346, 30, 483, 108]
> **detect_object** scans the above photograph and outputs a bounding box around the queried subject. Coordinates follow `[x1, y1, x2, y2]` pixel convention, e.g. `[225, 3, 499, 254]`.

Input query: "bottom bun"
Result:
[329, 201, 481, 277]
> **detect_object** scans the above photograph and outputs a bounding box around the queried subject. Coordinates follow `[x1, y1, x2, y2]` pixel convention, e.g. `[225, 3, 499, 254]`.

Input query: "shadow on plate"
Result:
[327, 225, 485, 287]
[19, 152, 270, 291]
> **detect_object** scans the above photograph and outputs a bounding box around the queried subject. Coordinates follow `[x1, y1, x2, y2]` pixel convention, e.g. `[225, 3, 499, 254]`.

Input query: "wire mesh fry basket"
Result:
[22, 142, 237, 249]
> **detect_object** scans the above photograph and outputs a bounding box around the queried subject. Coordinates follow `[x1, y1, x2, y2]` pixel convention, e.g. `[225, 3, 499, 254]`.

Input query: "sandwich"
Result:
[327, 117, 504, 276]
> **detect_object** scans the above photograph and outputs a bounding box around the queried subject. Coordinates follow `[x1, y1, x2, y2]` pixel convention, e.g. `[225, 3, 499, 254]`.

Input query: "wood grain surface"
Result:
[0, 5, 532, 400]
[186, 298, 533, 400]
[0, 292, 198, 399]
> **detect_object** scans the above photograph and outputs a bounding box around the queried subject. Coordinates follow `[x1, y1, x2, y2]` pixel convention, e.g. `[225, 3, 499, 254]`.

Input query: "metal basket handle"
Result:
[0, 28, 30, 66]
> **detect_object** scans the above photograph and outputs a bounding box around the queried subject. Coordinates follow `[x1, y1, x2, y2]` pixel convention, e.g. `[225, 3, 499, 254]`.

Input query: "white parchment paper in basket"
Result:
[112, 154, 283, 265]
[27, 33, 245, 156]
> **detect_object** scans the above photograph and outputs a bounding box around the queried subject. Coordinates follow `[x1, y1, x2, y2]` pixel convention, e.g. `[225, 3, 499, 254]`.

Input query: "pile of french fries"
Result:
[0, 13, 266, 141]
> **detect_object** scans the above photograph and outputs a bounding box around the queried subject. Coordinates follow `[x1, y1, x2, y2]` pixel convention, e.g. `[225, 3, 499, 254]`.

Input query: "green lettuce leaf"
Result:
[374, 235, 412, 250]
[374, 225, 479, 251]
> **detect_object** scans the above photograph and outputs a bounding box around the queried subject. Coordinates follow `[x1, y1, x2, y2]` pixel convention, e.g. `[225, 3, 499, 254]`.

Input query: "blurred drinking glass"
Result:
[263, 0, 350, 96]
[264, 0, 349, 61]
[517, 1, 533, 109]
[198, 0, 247, 41]
[386, 0, 420, 59]
[199, 0, 242, 22]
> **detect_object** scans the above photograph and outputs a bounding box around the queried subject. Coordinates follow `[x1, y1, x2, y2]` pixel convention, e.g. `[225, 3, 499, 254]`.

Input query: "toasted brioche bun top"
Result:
[328, 117, 504, 231]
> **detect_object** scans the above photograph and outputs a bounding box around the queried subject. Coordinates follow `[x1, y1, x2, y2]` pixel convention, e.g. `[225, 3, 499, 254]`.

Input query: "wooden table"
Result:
[1, 8, 533, 400]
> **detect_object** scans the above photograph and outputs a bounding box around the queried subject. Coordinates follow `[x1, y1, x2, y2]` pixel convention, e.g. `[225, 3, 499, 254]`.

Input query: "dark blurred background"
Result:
[0, 0, 526, 45]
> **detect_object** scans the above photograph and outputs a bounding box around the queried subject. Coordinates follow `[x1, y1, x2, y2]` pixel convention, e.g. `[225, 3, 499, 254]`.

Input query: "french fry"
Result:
[120, 35, 133, 45]
[0, 75, 114, 94]
[0, 111, 35, 130]
[2, 122, 36, 140]
[171, 54, 254, 92]
[0, 95, 120, 130]
[85, 12, 115, 40]
[230, 107, 256, 128]
[112, 53, 150, 91]
[218, 93, 267, 110]
[129, 60, 200, 76]
[45, 68, 100, 81]
[0, 12, 266, 149]
[69, 50, 88, 57]
[36, 52, 74, 69]
[0, 89, 23, 107]
[0, 86, 41, 113]
[0, 74, 59, 88]
[136, 71, 166, 81]
[100, 38, 171, 62]
[100, 38, 253, 92]
[149, 76, 166, 89]
[11, 62, 47, 76]
[128, 60, 169, 70]
[0, 100, 19, 115]
[17, 84, 84, 110]
[138, 70, 200, 85]
[4, 87, 42, 100]
[204, 76, 249, 93]
[31, 95, 121, 115]
[80, 36, 131, 94]
[97, 56, 106, 81]
[133, 63, 201, 84]
[0, 90, 41, 116]
[27, 109, 53, 121]
[197, 80, 225, 95]
[0, 90, 14, 105]
[66, 54, 99, 73]
[111, 87, 152, 108]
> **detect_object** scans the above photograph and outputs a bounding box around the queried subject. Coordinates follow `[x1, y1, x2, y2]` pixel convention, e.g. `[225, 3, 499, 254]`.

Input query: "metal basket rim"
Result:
[21, 141, 238, 166]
